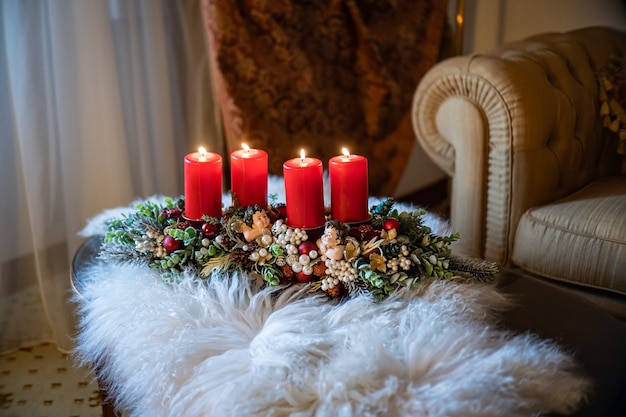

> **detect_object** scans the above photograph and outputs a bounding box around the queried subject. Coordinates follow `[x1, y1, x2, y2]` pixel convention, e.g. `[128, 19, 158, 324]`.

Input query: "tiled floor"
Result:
[0, 342, 103, 417]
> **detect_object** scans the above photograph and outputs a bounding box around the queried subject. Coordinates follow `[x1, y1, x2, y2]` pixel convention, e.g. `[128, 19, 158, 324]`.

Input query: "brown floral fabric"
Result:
[202, 0, 448, 196]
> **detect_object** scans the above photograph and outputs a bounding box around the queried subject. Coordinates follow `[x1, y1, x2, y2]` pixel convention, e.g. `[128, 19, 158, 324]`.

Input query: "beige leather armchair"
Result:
[412, 27, 626, 318]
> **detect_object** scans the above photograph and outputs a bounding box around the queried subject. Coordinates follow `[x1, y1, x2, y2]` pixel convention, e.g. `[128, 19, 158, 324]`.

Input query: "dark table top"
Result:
[496, 271, 626, 417]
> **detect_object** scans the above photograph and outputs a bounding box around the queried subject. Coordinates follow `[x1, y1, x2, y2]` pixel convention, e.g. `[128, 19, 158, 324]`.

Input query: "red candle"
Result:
[329, 148, 369, 223]
[184, 147, 222, 220]
[283, 149, 325, 229]
[230, 143, 268, 208]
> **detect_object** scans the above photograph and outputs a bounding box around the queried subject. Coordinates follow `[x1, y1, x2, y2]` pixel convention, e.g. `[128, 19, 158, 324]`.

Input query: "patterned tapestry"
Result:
[202, 0, 449, 196]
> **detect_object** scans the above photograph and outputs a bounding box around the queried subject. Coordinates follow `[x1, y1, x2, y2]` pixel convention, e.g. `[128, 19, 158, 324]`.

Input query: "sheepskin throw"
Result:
[73, 194, 590, 417]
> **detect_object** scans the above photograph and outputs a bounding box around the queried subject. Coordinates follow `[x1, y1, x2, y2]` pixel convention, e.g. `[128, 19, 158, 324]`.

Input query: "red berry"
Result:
[163, 235, 183, 253]
[294, 271, 312, 283]
[298, 241, 317, 255]
[201, 222, 220, 238]
[383, 218, 400, 231]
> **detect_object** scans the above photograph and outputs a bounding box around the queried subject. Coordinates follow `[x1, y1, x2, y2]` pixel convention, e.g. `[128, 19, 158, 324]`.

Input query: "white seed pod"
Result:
[286, 254, 298, 265]
[276, 257, 286, 267]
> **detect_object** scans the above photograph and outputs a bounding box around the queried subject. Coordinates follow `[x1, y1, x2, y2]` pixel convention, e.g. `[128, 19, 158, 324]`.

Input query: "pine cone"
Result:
[219, 235, 235, 250]
[230, 249, 253, 269]
[312, 261, 326, 277]
[281, 264, 294, 279]
[386, 243, 402, 257]
[327, 283, 344, 298]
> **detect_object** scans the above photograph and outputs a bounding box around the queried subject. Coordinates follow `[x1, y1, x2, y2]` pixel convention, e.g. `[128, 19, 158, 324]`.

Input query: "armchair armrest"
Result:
[412, 27, 626, 265]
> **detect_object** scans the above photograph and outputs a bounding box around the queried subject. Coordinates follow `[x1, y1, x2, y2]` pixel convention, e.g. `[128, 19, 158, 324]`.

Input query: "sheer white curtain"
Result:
[0, 0, 221, 353]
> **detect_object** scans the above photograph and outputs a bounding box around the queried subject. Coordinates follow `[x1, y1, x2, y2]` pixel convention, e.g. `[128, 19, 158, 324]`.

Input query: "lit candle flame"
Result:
[300, 148, 306, 162]
[198, 146, 208, 161]
[341, 147, 351, 158]
[242, 143, 250, 152]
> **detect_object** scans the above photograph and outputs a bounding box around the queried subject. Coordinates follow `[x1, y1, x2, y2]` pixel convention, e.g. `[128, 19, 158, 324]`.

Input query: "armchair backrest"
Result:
[413, 26, 626, 264]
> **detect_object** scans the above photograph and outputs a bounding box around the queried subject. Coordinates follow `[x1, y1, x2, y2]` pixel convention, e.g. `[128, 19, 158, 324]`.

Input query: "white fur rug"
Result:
[74, 266, 589, 417]
[73, 179, 590, 416]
